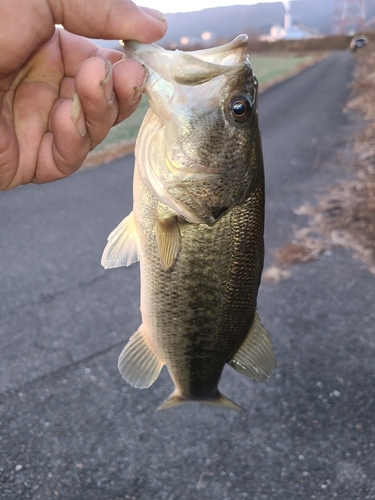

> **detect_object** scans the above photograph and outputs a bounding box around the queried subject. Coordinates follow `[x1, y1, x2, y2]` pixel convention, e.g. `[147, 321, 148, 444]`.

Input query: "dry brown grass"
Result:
[273, 45, 375, 277]
[247, 34, 355, 53]
[82, 140, 135, 169]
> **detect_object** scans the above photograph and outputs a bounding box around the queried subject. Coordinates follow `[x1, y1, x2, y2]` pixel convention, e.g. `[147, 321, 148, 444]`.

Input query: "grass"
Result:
[90, 53, 318, 155]
[93, 94, 150, 153]
[249, 54, 315, 87]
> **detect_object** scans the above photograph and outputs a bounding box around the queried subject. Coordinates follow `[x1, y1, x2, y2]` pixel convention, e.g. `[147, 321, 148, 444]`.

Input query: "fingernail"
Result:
[71, 93, 86, 136]
[133, 66, 148, 103]
[101, 60, 113, 102]
[142, 7, 166, 22]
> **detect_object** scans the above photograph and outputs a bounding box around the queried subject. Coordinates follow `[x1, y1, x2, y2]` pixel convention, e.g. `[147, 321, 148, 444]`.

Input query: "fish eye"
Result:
[229, 95, 252, 123]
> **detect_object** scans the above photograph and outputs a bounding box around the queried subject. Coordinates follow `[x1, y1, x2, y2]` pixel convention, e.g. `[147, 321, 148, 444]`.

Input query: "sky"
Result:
[139, 0, 280, 14]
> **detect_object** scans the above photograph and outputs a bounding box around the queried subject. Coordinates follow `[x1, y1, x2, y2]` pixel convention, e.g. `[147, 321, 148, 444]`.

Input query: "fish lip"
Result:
[121, 34, 250, 85]
[122, 34, 248, 59]
[181, 34, 249, 59]
[121, 35, 253, 126]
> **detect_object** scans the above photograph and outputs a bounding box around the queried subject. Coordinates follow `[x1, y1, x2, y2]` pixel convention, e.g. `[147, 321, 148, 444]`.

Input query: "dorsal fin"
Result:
[228, 311, 275, 382]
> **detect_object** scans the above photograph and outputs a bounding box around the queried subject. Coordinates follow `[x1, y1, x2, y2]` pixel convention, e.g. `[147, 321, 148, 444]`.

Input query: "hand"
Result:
[0, 0, 167, 190]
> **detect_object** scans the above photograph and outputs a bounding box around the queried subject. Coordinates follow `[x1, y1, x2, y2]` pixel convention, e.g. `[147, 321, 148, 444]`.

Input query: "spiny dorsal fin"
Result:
[155, 217, 181, 271]
[101, 212, 140, 269]
[118, 325, 164, 389]
[228, 310, 275, 382]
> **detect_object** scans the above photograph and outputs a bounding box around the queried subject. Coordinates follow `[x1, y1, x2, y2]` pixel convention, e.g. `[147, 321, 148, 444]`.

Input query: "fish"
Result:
[101, 34, 275, 411]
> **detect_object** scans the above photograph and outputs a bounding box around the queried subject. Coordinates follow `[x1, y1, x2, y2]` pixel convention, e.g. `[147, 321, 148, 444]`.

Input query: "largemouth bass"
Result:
[102, 35, 275, 411]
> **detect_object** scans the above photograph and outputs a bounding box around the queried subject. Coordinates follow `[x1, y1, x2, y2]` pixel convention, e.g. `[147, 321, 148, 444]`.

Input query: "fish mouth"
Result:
[121, 34, 249, 86]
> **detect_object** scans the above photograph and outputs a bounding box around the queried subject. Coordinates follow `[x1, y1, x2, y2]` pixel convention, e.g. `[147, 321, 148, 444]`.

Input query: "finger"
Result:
[48, 0, 167, 43]
[58, 29, 125, 77]
[0, 0, 55, 73]
[112, 58, 148, 124]
[73, 56, 147, 148]
[59, 76, 75, 100]
[36, 95, 91, 184]
[74, 57, 120, 149]
[40, 54, 148, 181]
[0, 117, 19, 190]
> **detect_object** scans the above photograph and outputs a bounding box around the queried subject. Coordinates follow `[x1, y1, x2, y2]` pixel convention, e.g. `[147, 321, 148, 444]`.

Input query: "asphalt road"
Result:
[1, 50, 375, 500]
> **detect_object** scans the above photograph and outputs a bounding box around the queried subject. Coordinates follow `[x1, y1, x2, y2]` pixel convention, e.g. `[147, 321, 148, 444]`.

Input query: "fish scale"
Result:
[102, 35, 275, 411]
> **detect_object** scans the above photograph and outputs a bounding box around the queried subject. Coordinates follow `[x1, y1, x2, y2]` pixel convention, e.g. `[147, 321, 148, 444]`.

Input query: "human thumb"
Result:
[49, 0, 167, 43]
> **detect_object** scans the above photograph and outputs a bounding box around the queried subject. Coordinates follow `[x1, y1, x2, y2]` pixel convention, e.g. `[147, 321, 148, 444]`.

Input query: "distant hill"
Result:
[159, 0, 375, 46]
[162, 3, 284, 44]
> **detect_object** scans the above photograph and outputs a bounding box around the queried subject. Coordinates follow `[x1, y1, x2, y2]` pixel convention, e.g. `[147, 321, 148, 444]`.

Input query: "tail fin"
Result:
[156, 390, 243, 412]
[156, 391, 187, 412]
[202, 392, 243, 412]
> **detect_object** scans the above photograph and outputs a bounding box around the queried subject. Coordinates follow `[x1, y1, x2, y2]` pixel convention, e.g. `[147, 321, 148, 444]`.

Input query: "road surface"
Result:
[1, 51, 375, 499]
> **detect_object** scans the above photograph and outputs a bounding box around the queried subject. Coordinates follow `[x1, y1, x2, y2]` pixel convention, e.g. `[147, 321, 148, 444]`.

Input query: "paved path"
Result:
[1, 51, 375, 500]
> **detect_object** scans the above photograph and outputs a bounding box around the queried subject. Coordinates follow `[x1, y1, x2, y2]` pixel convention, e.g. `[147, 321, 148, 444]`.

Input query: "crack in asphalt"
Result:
[0, 273, 107, 320]
[0, 338, 126, 401]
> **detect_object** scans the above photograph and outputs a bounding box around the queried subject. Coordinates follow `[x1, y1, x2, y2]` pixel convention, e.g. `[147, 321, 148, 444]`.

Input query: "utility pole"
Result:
[332, 0, 344, 34]
[332, 0, 366, 34]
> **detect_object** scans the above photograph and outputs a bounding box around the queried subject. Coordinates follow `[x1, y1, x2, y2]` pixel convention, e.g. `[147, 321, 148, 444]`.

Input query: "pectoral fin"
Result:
[118, 325, 164, 388]
[228, 311, 275, 382]
[166, 185, 216, 224]
[101, 212, 140, 269]
[155, 217, 181, 271]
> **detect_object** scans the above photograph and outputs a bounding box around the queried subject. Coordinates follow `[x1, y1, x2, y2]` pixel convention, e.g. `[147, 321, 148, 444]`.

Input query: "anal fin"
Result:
[118, 325, 164, 389]
[101, 211, 140, 269]
[228, 310, 275, 382]
[155, 217, 181, 271]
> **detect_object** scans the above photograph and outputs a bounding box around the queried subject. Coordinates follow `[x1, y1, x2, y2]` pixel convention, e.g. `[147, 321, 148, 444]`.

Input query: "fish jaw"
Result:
[123, 34, 249, 69]
[123, 35, 252, 124]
